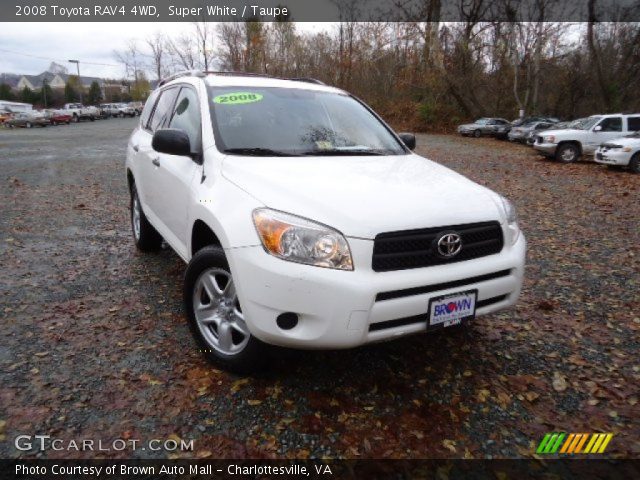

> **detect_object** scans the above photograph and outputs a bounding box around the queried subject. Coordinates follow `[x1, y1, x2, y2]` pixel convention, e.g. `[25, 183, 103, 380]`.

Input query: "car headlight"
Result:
[544, 135, 556, 143]
[498, 196, 520, 245]
[253, 208, 353, 270]
[622, 146, 632, 152]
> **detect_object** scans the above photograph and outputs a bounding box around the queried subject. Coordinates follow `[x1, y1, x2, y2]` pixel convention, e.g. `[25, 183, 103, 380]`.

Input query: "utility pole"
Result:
[68, 59, 83, 104]
[42, 78, 48, 108]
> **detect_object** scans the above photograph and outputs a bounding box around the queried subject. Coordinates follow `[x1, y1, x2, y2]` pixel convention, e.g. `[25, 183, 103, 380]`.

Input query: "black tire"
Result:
[130, 184, 162, 251]
[25, 122, 32, 128]
[629, 153, 640, 174]
[473, 129, 481, 138]
[556, 143, 580, 163]
[72, 115, 78, 123]
[184, 246, 268, 373]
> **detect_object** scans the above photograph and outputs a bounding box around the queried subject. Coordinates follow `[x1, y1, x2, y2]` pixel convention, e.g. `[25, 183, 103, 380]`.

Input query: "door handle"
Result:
[132, 144, 139, 152]
[152, 157, 160, 167]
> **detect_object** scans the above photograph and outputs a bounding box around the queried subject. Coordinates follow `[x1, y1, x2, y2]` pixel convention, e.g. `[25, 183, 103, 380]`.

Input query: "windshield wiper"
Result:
[222, 147, 297, 157]
[301, 149, 387, 156]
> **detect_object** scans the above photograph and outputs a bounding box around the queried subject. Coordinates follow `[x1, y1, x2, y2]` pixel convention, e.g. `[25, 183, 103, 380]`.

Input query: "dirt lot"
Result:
[0, 119, 638, 459]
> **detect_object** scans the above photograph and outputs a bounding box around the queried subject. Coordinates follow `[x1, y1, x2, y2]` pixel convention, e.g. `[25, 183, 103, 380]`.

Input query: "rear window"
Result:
[628, 116, 640, 132]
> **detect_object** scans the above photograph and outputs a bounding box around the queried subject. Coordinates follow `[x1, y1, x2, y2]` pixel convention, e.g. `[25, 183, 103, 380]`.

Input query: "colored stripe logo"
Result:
[536, 433, 613, 454]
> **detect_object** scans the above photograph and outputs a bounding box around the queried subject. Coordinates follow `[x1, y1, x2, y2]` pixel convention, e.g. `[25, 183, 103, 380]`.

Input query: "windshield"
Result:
[475, 118, 489, 125]
[208, 86, 406, 156]
[577, 117, 601, 130]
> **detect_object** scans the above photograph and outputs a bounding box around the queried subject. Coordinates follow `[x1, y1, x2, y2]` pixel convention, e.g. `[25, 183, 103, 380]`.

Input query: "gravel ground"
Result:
[0, 119, 638, 459]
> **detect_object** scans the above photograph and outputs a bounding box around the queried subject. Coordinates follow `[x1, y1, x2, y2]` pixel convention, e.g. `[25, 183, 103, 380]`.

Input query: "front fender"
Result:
[187, 176, 263, 259]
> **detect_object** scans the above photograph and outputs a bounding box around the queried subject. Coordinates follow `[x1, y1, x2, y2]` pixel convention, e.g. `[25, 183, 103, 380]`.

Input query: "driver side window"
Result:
[168, 87, 201, 151]
[598, 117, 622, 132]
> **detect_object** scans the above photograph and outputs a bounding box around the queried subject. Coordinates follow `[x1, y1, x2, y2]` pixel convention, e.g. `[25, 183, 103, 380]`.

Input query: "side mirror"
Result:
[152, 128, 192, 157]
[594, 125, 602, 132]
[398, 132, 416, 151]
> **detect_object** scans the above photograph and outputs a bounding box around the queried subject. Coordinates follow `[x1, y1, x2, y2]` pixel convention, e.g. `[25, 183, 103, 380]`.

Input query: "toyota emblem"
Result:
[436, 233, 462, 258]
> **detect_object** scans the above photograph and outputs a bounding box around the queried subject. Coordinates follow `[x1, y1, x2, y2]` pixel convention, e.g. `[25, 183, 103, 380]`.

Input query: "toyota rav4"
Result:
[125, 71, 526, 372]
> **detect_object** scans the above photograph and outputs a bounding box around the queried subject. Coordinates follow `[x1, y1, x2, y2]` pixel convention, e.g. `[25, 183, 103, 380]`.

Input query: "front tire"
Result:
[473, 129, 481, 138]
[556, 143, 580, 163]
[629, 153, 640, 174]
[184, 246, 267, 373]
[130, 184, 162, 251]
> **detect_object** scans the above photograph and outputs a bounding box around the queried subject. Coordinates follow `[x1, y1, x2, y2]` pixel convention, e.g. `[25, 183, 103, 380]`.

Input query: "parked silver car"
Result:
[5, 111, 49, 128]
[457, 118, 511, 138]
[508, 121, 555, 143]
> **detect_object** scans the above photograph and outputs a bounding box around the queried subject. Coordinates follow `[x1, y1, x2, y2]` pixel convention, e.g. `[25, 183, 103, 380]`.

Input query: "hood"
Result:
[222, 154, 504, 239]
[539, 128, 584, 138]
[603, 136, 640, 147]
[459, 123, 478, 129]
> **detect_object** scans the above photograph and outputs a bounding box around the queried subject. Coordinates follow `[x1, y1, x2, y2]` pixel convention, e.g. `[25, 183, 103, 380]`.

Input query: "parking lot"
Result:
[1, 118, 638, 459]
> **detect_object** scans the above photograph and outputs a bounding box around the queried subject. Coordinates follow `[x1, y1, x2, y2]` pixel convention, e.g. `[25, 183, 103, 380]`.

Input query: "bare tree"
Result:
[146, 32, 169, 81]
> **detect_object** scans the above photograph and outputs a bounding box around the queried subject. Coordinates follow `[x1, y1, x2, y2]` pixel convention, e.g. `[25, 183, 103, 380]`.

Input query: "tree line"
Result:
[0, 76, 151, 109]
[4, 19, 637, 128]
[114, 19, 640, 130]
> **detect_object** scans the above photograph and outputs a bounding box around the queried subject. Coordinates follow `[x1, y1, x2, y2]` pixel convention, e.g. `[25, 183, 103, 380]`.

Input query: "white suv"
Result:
[533, 114, 640, 163]
[126, 71, 526, 372]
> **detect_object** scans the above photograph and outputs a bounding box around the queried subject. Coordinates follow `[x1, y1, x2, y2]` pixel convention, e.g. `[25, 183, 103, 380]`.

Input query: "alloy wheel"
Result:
[192, 268, 249, 355]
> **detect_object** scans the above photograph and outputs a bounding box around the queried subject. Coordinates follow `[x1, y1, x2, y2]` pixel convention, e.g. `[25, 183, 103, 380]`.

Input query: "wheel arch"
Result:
[557, 140, 582, 155]
[191, 219, 223, 257]
[126, 168, 135, 193]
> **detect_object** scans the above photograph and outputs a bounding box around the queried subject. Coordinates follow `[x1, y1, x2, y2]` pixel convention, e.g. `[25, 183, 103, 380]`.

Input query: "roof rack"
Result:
[159, 70, 326, 87]
[158, 70, 206, 87]
[204, 71, 276, 79]
[287, 77, 325, 85]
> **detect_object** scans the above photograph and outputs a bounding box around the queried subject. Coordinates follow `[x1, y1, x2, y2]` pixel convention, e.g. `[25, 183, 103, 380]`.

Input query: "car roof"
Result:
[161, 71, 343, 95]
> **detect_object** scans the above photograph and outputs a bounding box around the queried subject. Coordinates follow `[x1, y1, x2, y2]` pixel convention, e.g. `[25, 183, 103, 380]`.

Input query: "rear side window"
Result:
[140, 90, 159, 129]
[628, 117, 640, 132]
[148, 87, 179, 132]
[168, 87, 201, 151]
[598, 117, 622, 132]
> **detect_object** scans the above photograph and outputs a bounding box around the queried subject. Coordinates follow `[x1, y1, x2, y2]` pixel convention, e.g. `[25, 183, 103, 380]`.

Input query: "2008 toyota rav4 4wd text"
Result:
[126, 71, 526, 372]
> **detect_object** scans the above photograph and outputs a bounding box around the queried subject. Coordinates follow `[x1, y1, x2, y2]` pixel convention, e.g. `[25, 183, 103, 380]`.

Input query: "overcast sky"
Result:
[0, 22, 329, 79]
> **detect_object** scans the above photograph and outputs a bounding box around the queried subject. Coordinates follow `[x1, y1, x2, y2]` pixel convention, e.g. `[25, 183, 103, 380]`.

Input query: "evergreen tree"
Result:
[21, 85, 35, 104]
[87, 81, 103, 105]
[0, 83, 14, 101]
[64, 81, 78, 103]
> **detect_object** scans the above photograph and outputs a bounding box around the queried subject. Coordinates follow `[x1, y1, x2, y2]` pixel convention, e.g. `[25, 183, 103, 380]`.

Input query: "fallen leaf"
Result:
[552, 372, 568, 392]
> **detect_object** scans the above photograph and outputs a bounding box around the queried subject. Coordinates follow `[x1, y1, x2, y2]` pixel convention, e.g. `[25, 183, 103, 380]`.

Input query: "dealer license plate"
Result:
[428, 290, 477, 328]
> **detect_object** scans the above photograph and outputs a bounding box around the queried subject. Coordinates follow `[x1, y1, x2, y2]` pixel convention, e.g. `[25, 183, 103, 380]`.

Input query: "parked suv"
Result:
[534, 113, 640, 163]
[126, 72, 526, 371]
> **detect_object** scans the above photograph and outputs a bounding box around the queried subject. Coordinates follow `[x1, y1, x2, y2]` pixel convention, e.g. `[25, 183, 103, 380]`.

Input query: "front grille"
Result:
[536, 136, 543, 143]
[372, 221, 504, 272]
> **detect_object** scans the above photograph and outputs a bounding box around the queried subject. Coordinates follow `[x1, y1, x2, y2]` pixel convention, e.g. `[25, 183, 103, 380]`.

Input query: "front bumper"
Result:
[226, 233, 526, 349]
[594, 150, 633, 166]
[533, 142, 557, 156]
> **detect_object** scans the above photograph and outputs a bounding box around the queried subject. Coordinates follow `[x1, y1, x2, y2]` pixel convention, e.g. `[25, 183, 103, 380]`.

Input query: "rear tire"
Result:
[130, 184, 162, 251]
[556, 143, 579, 163]
[184, 246, 268, 373]
[629, 153, 640, 174]
[473, 129, 481, 138]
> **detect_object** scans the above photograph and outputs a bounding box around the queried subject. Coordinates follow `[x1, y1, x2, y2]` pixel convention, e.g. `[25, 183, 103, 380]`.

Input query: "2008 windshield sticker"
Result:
[213, 92, 263, 105]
